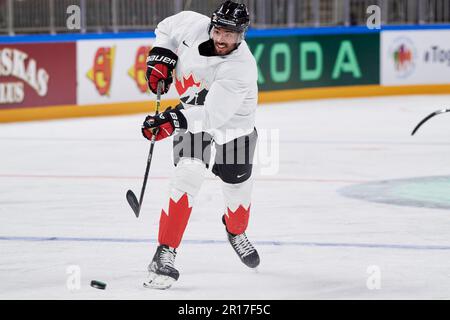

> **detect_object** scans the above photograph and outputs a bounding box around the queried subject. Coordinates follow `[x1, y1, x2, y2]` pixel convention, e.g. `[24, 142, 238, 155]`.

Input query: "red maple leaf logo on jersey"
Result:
[175, 73, 201, 96]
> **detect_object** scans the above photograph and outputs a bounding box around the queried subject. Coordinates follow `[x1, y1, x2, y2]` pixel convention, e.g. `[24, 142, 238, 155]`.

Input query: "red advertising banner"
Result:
[0, 42, 76, 109]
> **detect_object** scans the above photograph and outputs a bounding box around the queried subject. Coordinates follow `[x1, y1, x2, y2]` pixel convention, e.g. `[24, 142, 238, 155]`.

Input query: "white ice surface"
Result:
[1, 94, 450, 299]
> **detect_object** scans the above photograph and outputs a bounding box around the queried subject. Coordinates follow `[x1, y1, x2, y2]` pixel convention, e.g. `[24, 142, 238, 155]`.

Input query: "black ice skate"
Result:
[222, 215, 260, 268]
[143, 244, 179, 289]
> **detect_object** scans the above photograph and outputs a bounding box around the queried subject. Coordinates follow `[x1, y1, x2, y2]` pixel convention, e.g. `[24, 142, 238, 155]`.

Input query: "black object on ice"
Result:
[411, 108, 450, 136]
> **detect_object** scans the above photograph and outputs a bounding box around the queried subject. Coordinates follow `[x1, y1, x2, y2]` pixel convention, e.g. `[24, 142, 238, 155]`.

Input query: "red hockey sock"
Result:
[224, 205, 251, 235]
[158, 193, 193, 248]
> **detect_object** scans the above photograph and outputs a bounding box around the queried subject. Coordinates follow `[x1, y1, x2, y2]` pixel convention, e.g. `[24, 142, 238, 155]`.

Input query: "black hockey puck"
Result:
[90, 280, 107, 290]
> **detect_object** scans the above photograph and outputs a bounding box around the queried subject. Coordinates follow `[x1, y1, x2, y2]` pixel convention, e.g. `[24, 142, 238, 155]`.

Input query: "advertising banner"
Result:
[77, 38, 179, 106]
[0, 42, 76, 109]
[247, 33, 380, 91]
[381, 30, 450, 86]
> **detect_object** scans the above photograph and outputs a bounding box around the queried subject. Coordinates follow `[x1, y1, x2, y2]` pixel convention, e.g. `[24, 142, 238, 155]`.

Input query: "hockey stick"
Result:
[126, 81, 163, 218]
[411, 108, 450, 136]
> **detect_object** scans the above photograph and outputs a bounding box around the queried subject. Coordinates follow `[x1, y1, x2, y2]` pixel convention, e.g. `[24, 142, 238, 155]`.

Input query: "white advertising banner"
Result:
[381, 29, 450, 86]
[77, 38, 179, 105]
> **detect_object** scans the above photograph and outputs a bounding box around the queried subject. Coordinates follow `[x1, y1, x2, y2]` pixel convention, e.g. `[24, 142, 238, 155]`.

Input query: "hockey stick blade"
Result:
[411, 108, 450, 136]
[126, 190, 140, 217]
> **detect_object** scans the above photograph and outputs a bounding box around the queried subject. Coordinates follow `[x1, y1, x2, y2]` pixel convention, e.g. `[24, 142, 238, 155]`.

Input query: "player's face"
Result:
[211, 26, 240, 55]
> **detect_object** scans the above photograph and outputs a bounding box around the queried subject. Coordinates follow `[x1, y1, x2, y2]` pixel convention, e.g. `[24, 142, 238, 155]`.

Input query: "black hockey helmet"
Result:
[210, 1, 250, 33]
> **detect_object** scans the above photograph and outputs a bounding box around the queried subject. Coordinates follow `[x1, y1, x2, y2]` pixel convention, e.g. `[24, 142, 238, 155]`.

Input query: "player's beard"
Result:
[213, 40, 237, 56]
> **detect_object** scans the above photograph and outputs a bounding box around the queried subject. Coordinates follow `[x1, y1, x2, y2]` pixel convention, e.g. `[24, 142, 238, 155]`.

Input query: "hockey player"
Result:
[141, 0, 259, 289]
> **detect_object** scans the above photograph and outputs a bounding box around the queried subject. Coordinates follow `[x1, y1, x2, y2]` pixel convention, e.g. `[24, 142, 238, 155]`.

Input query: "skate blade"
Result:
[143, 272, 176, 290]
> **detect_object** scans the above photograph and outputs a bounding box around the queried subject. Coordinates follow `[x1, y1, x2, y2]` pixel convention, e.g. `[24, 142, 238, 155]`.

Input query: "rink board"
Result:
[1, 25, 450, 122]
[1, 84, 450, 123]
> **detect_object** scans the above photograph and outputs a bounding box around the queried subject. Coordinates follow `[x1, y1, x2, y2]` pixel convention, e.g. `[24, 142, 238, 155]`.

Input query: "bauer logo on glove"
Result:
[146, 55, 177, 66]
[141, 105, 187, 141]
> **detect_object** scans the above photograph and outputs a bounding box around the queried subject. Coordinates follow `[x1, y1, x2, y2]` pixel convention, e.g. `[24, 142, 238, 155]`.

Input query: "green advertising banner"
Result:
[247, 33, 380, 91]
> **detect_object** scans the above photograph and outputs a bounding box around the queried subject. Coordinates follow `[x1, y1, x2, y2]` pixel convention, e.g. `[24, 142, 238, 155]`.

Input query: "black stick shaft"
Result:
[138, 134, 157, 209]
[137, 81, 163, 212]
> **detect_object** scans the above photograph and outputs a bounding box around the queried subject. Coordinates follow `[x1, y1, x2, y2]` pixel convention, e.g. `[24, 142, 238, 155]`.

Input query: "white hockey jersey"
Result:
[154, 11, 258, 144]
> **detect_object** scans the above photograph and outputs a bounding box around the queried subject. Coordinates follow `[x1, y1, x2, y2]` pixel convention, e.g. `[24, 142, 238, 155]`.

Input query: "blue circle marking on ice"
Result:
[339, 175, 450, 210]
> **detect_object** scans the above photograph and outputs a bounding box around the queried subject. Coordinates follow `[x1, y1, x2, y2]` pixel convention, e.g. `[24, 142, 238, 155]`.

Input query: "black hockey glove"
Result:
[146, 47, 178, 94]
[142, 105, 187, 141]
